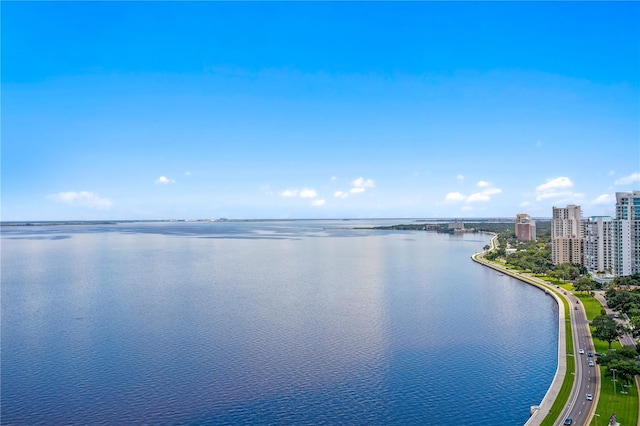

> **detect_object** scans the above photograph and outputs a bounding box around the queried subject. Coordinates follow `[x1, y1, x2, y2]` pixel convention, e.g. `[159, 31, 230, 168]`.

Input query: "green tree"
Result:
[574, 276, 596, 294]
[553, 262, 582, 282]
[630, 316, 640, 337]
[592, 315, 624, 349]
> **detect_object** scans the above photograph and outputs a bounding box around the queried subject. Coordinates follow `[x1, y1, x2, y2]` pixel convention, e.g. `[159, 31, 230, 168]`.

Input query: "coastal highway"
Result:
[555, 292, 598, 426]
[473, 239, 598, 426]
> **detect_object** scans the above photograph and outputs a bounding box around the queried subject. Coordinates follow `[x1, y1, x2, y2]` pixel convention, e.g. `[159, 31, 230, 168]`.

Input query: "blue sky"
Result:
[2, 1, 639, 220]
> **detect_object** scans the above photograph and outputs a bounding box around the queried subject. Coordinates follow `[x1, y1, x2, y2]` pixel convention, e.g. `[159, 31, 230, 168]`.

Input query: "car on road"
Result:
[589, 360, 594, 367]
[586, 393, 593, 401]
[588, 351, 593, 357]
[579, 349, 584, 354]
[564, 418, 572, 425]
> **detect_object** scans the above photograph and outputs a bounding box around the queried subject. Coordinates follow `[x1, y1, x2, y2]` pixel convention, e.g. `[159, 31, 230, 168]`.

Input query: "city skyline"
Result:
[3, 2, 639, 221]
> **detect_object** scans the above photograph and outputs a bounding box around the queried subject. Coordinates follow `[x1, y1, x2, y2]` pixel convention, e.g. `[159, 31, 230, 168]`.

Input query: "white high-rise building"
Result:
[584, 216, 613, 274]
[613, 191, 640, 276]
[551, 205, 584, 265]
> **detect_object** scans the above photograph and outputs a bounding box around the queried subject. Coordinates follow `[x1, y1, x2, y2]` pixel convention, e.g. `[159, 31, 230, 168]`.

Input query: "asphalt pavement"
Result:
[472, 241, 598, 426]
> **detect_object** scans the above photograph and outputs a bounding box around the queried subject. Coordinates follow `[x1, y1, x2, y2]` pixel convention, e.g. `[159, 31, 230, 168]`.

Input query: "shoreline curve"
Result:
[472, 234, 567, 426]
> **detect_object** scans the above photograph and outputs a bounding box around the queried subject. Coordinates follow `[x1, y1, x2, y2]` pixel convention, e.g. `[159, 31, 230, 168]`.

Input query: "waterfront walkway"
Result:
[472, 249, 568, 425]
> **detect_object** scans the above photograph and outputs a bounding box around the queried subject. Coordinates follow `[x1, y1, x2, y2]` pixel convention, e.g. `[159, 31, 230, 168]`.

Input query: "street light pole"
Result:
[593, 412, 600, 426]
[612, 368, 617, 402]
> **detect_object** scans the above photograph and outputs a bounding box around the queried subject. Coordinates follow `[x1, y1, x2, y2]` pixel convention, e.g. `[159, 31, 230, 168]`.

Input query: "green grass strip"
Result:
[590, 366, 638, 425]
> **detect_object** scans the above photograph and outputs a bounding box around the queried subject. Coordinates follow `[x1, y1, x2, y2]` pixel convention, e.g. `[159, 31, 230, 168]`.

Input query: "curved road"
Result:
[555, 291, 598, 426]
[473, 238, 598, 426]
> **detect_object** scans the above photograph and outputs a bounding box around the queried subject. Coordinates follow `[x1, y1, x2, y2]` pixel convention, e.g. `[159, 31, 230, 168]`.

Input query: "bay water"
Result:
[1, 220, 557, 425]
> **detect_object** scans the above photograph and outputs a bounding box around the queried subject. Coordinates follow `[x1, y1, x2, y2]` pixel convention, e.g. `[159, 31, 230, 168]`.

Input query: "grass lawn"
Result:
[575, 293, 605, 321]
[576, 294, 638, 426]
[590, 370, 638, 426]
[488, 259, 639, 425]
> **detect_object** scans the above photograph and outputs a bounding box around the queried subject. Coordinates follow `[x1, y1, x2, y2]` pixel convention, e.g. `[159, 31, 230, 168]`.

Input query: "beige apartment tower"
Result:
[551, 205, 584, 265]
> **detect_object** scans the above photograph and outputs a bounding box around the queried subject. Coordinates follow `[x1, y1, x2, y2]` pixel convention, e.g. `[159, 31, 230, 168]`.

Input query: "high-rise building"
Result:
[584, 216, 613, 274]
[613, 191, 640, 276]
[551, 205, 584, 265]
[515, 213, 536, 241]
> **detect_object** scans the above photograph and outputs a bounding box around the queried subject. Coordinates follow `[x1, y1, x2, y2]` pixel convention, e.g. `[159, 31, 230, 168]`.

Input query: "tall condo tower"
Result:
[515, 213, 536, 241]
[613, 191, 640, 276]
[584, 216, 613, 274]
[551, 205, 584, 265]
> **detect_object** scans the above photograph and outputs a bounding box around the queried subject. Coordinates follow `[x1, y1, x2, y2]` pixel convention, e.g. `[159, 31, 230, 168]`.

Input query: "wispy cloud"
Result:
[334, 177, 375, 199]
[592, 193, 615, 205]
[445, 181, 502, 204]
[352, 177, 375, 189]
[312, 199, 326, 206]
[456, 174, 464, 181]
[48, 191, 112, 209]
[535, 176, 574, 201]
[614, 172, 640, 185]
[299, 188, 318, 198]
[445, 192, 466, 202]
[155, 176, 175, 184]
[279, 188, 318, 199]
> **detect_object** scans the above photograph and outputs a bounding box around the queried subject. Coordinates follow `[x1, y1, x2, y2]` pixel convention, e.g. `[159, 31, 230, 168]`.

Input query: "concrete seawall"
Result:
[472, 237, 567, 426]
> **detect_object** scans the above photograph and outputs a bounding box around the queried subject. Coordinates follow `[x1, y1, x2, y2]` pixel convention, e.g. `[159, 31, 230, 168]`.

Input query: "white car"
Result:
[579, 349, 584, 354]
[589, 360, 594, 367]
[586, 393, 593, 401]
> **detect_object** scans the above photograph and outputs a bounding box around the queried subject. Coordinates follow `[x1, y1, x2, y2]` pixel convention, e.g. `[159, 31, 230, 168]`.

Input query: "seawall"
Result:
[471, 236, 567, 426]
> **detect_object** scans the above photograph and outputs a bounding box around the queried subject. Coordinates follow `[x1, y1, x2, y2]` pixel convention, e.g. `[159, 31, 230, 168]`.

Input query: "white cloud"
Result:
[312, 199, 326, 206]
[334, 177, 375, 199]
[155, 176, 175, 184]
[330, 176, 337, 181]
[280, 188, 318, 199]
[445, 185, 502, 204]
[592, 193, 615, 205]
[482, 187, 502, 196]
[535, 176, 574, 201]
[477, 180, 490, 188]
[352, 177, 375, 189]
[48, 191, 112, 209]
[299, 188, 318, 198]
[519, 201, 531, 207]
[456, 174, 464, 181]
[614, 172, 640, 185]
[445, 192, 466, 202]
[466, 192, 491, 203]
[536, 176, 573, 192]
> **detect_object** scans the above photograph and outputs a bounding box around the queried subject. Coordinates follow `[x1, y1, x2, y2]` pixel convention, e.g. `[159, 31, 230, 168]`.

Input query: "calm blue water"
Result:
[1, 220, 557, 425]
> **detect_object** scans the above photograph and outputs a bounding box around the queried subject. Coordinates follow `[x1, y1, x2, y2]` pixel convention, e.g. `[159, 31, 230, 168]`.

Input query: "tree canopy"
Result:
[592, 315, 625, 349]
[597, 346, 640, 386]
